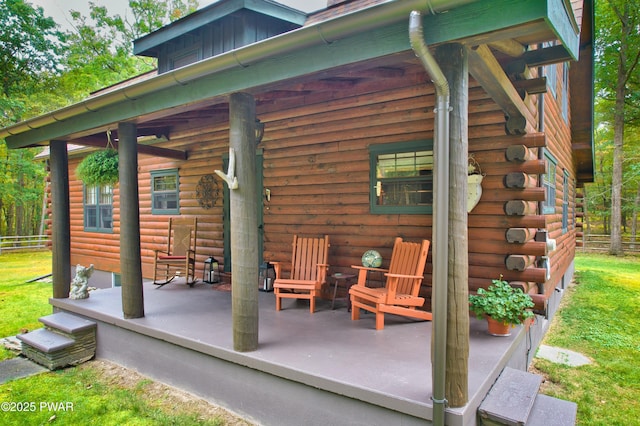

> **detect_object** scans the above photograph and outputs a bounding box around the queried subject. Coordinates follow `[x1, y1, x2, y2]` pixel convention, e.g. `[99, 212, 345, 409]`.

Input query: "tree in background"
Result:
[594, 0, 640, 254]
[0, 0, 62, 236]
[59, 0, 199, 102]
[0, 0, 63, 122]
[0, 0, 199, 237]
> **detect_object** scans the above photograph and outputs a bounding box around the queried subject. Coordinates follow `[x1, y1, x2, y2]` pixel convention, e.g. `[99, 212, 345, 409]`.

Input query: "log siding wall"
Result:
[63, 58, 578, 313]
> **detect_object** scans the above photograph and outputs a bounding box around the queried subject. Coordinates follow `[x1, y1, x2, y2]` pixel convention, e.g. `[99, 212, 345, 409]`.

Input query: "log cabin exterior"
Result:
[2, 0, 593, 423]
[20, 0, 590, 314]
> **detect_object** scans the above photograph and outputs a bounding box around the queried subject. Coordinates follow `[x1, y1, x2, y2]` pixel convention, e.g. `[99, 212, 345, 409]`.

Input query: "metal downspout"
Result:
[409, 10, 449, 426]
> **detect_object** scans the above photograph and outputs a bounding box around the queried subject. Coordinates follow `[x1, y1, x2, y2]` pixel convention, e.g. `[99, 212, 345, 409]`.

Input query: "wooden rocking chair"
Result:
[153, 217, 197, 287]
[273, 235, 330, 313]
[349, 237, 432, 330]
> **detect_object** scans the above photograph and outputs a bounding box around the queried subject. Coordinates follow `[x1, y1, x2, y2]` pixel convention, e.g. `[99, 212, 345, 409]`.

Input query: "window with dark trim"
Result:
[544, 42, 557, 97]
[562, 62, 569, 123]
[543, 150, 557, 215]
[151, 169, 179, 215]
[562, 169, 569, 233]
[84, 184, 113, 232]
[369, 140, 433, 214]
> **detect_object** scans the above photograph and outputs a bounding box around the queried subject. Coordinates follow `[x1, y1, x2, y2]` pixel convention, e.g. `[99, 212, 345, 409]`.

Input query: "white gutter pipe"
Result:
[0, 0, 476, 143]
[409, 10, 449, 426]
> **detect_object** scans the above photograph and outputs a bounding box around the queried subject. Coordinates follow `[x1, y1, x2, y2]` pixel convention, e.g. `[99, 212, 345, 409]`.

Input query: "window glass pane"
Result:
[153, 193, 178, 210]
[370, 142, 433, 213]
[85, 185, 97, 205]
[377, 151, 432, 178]
[100, 185, 113, 204]
[379, 179, 432, 206]
[100, 205, 112, 228]
[85, 206, 97, 228]
[153, 174, 177, 191]
[543, 152, 557, 214]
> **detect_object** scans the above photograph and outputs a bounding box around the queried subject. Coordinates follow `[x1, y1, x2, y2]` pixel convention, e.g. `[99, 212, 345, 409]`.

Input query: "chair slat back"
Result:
[291, 235, 329, 281]
[168, 218, 197, 256]
[388, 237, 430, 295]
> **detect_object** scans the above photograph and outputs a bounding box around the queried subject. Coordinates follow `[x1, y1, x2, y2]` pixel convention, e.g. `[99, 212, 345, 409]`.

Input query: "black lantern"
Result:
[258, 262, 276, 292]
[203, 257, 220, 284]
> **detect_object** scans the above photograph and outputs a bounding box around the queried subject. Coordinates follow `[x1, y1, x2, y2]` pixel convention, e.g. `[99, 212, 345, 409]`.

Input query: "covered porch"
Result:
[49, 281, 542, 426]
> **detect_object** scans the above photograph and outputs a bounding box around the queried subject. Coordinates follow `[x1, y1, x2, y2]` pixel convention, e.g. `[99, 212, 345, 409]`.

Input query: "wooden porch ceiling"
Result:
[69, 39, 566, 153]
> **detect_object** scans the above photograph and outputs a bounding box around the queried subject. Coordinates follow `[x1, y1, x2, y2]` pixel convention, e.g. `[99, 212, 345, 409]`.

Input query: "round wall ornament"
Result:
[196, 174, 220, 209]
[361, 250, 382, 268]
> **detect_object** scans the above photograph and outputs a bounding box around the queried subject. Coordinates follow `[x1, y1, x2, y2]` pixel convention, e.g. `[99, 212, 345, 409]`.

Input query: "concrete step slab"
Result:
[17, 328, 74, 353]
[39, 312, 96, 335]
[527, 394, 577, 426]
[478, 367, 542, 426]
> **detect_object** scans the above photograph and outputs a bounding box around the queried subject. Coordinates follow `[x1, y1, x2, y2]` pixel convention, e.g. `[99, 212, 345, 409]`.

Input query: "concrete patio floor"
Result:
[48, 280, 536, 426]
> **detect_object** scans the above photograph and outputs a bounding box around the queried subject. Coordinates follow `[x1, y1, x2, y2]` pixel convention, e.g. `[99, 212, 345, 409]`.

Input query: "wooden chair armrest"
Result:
[350, 265, 389, 288]
[270, 261, 284, 280]
[316, 263, 329, 283]
[385, 273, 424, 280]
[154, 249, 170, 258]
[350, 265, 389, 273]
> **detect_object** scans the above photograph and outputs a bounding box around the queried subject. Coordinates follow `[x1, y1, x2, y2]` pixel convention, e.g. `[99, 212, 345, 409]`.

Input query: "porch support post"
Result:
[437, 43, 470, 407]
[50, 140, 71, 298]
[118, 121, 144, 319]
[229, 92, 259, 352]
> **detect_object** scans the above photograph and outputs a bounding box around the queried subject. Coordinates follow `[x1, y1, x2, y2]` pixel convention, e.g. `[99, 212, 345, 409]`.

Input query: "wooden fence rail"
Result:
[0, 235, 50, 254]
[580, 234, 640, 253]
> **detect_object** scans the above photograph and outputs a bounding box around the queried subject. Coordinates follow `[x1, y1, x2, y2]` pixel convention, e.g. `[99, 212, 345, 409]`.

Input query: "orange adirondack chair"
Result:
[153, 217, 197, 287]
[273, 235, 330, 313]
[349, 237, 431, 330]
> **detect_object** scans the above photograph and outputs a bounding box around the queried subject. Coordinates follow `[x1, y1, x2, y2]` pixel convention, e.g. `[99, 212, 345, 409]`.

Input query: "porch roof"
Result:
[2, 0, 584, 151]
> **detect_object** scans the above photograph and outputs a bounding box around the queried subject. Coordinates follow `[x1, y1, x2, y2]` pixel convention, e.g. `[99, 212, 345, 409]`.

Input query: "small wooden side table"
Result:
[331, 273, 356, 310]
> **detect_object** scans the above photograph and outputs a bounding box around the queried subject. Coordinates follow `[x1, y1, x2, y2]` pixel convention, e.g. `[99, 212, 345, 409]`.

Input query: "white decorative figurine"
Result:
[69, 264, 94, 299]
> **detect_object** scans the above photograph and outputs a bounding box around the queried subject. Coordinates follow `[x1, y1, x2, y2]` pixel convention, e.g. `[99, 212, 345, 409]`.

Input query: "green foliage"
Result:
[0, 251, 53, 361]
[534, 253, 640, 425]
[468, 276, 535, 325]
[589, 0, 640, 240]
[594, 0, 640, 120]
[1, 0, 200, 240]
[0, 144, 46, 236]
[0, 0, 64, 98]
[75, 149, 119, 185]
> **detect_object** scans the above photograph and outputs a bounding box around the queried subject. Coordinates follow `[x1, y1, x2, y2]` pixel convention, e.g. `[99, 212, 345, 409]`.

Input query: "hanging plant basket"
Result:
[76, 149, 119, 186]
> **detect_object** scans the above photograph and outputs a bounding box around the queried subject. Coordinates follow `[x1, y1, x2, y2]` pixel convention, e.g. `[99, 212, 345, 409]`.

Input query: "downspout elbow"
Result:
[409, 11, 449, 98]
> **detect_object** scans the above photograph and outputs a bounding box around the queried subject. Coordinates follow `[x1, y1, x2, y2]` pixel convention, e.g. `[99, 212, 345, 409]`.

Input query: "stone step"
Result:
[39, 312, 96, 335]
[17, 312, 98, 370]
[17, 328, 75, 354]
[478, 367, 542, 426]
[526, 394, 577, 426]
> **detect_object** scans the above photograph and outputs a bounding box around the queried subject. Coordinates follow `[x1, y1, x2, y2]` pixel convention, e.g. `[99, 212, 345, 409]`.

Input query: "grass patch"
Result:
[0, 251, 53, 361]
[0, 251, 249, 425]
[533, 253, 640, 425]
[0, 361, 236, 425]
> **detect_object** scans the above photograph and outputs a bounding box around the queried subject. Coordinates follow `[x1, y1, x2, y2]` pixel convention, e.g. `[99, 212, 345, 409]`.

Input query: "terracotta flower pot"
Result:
[486, 317, 511, 336]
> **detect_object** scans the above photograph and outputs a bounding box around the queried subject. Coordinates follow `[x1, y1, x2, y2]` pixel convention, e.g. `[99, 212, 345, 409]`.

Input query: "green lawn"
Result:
[0, 250, 248, 425]
[533, 252, 640, 425]
[0, 251, 53, 360]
